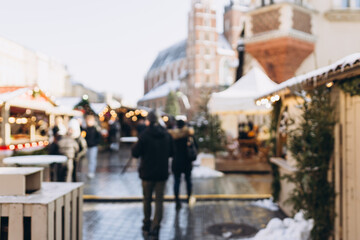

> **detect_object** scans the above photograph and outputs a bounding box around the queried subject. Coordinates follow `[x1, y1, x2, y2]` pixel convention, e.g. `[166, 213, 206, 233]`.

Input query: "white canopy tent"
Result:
[208, 67, 278, 114]
[208, 67, 278, 138]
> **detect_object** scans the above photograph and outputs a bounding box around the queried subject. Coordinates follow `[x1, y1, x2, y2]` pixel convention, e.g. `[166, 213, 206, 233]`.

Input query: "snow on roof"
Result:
[90, 103, 108, 115]
[213, 67, 278, 98]
[208, 67, 278, 113]
[56, 97, 82, 109]
[218, 34, 232, 50]
[148, 40, 187, 72]
[0, 87, 30, 102]
[139, 80, 180, 102]
[217, 34, 235, 56]
[258, 52, 360, 99]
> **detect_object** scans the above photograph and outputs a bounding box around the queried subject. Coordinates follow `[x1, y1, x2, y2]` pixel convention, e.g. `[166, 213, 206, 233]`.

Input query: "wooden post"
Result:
[78, 186, 83, 240]
[31, 204, 48, 239]
[48, 202, 55, 240]
[30, 124, 36, 142]
[1, 103, 10, 146]
[8, 204, 23, 240]
[71, 189, 78, 239]
[55, 198, 63, 240]
[64, 194, 71, 240]
[49, 114, 55, 128]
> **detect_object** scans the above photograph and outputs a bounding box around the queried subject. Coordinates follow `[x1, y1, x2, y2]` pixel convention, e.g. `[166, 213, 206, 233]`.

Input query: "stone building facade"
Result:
[138, 0, 238, 114]
[139, 0, 360, 115]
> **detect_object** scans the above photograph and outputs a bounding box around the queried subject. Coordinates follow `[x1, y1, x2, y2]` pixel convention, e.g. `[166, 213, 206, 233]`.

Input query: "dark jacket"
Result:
[132, 124, 174, 181]
[85, 126, 101, 147]
[168, 126, 195, 174]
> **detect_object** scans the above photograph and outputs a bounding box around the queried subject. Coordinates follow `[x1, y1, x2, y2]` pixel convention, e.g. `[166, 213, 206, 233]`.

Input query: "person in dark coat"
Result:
[132, 111, 174, 239]
[84, 115, 101, 179]
[168, 120, 195, 210]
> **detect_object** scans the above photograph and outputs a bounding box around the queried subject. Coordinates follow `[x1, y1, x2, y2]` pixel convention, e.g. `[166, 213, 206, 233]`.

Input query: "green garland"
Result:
[285, 86, 335, 240]
[338, 77, 360, 96]
[268, 99, 282, 202]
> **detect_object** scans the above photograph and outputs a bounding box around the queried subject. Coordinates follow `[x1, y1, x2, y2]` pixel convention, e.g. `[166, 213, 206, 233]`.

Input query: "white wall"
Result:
[296, 0, 360, 75]
[0, 37, 70, 97]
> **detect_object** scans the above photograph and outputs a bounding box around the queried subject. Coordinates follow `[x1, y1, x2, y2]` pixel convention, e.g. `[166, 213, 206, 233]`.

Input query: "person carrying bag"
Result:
[168, 119, 197, 210]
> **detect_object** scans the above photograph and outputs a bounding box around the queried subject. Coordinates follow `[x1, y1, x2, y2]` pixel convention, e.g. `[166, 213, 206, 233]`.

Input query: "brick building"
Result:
[139, 0, 360, 115]
[138, 0, 238, 114]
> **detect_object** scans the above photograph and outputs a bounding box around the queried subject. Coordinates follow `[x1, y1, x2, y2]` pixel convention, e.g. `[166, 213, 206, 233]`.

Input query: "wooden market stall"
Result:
[0, 86, 82, 154]
[256, 53, 360, 240]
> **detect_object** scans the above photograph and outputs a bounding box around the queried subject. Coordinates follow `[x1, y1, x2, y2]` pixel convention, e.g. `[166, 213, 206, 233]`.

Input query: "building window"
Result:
[199, 32, 204, 41]
[356, 0, 360, 7]
[204, 18, 211, 27]
[342, 0, 350, 7]
[205, 33, 209, 41]
[205, 62, 210, 70]
[205, 48, 210, 55]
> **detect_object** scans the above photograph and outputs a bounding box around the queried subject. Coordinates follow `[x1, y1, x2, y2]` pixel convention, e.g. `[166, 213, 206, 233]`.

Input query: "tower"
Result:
[223, 0, 247, 50]
[186, 0, 218, 110]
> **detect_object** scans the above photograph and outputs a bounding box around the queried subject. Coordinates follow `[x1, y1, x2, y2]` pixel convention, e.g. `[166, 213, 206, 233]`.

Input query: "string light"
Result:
[141, 111, 148, 117]
[326, 82, 334, 88]
[8, 117, 15, 124]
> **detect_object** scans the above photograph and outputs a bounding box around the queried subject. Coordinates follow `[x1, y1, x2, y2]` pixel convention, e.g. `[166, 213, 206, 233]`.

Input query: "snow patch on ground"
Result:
[251, 198, 279, 211]
[191, 165, 224, 179]
[242, 211, 313, 240]
[193, 152, 214, 166]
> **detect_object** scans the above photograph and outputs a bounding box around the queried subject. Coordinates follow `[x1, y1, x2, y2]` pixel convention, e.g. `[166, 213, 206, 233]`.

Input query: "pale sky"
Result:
[0, 0, 228, 105]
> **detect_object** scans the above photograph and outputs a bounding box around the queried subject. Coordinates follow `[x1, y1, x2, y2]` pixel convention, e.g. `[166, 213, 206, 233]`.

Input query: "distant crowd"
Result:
[48, 115, 101, 182]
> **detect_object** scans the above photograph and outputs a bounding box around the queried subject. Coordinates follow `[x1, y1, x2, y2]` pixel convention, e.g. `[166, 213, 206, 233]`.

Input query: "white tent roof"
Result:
[208, 67, 278, 114]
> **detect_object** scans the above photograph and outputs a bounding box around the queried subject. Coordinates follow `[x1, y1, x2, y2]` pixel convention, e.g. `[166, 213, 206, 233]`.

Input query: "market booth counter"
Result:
[0, 167, 83, 240]
[0, 86, 83, 159]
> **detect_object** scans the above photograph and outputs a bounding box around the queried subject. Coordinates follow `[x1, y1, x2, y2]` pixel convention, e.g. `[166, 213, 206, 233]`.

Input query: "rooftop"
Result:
[148, 39, 187, 72]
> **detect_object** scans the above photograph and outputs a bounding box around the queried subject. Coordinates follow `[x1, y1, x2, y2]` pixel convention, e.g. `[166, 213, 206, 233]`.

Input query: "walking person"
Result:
[68, 119, 87, 182]
[57, 127, 80, 182]
[84, 115, 101, 179]
[168, 119, 196, 210]
[132, 111, 174, 239]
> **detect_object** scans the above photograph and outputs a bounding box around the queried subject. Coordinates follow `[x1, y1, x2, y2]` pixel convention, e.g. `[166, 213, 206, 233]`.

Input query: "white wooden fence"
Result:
[0, 182, 83, 240]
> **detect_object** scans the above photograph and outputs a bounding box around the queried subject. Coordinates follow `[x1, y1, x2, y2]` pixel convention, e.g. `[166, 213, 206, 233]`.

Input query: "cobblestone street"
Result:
[80, 146, 284, 239]
[83, 201, 286, 240]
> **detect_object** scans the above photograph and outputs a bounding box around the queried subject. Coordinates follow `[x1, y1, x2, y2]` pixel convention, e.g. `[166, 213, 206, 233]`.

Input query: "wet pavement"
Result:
[79, 146, 272, 197]
[83, 201, 286, 240]
[80, 145, 281, 239]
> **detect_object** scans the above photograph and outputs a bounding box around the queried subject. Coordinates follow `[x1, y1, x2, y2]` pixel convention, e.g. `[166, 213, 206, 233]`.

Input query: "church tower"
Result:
[186, 0, 218, 89]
